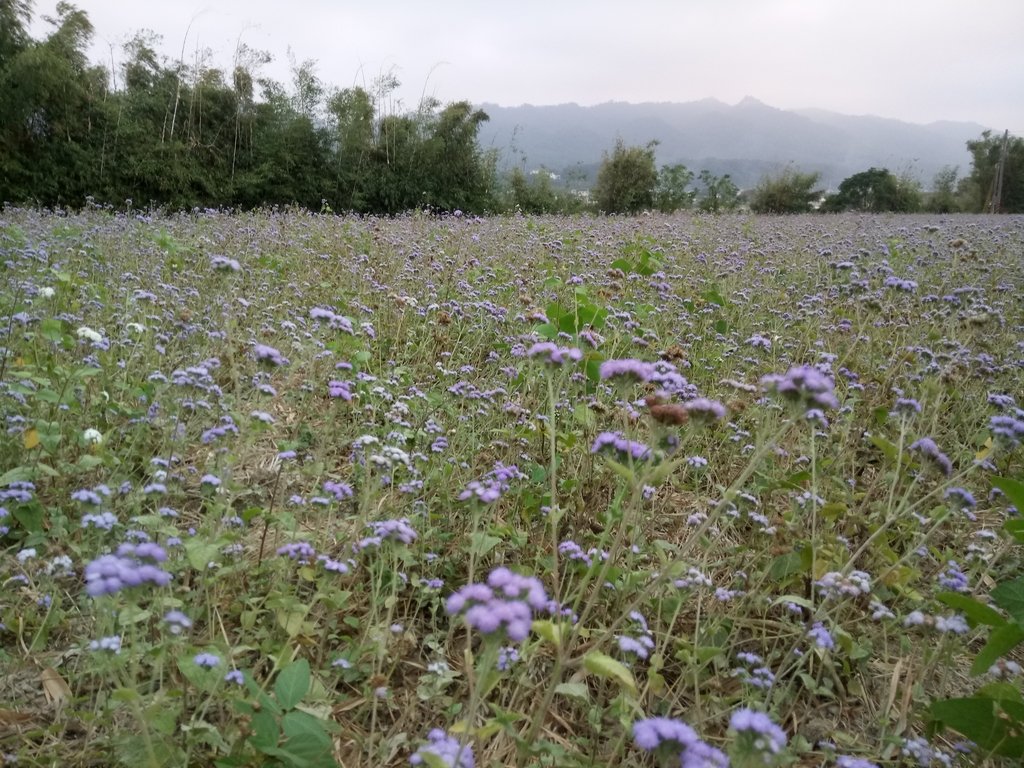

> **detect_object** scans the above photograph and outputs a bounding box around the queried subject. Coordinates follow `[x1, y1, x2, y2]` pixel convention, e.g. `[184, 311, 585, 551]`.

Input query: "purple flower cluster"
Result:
[327, 379, 353, 400]
[990, 414, 1024, 448]
[591, 431, 652, 461]
[277, 541, 317, 563]
[762, 365, 839, 411]
[632, 717, 727, 768]
[323, 480, 354, 500]
[526, 341, 582, 365]
[683, 397, 727, 423]
[908, 437, 953, 476]
[253, 343, 289, 366]
[729, 708, 787, 755]
[409, 729, 474, 768]
[457, 462, 525, 504]
[599, 358, 656, 383]
[310, 307, 354, 333]
[445, 567, 548, 642]
[815, 570, 871, 600]
[210, 255, 241, 272]
[84, 543, 171, 596]
[884, 275, 917, 292]
[366, 517, 417, 545]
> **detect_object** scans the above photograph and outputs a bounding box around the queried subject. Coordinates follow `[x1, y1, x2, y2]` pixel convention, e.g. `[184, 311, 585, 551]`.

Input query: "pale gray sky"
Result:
[30, 0, 1024, 131]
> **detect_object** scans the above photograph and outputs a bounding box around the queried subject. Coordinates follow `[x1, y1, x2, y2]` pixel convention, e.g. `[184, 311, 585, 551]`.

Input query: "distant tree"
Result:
[506, 167, 583, 214]
[593, 138, 658, 213]
[925, 165, 960, 213]
[654, 163, 695, 213]
[823, 167, 920, 213]
[749, 167, 822, 213]
[697, 170, 739, 212]
[963, 130, 1024, 213]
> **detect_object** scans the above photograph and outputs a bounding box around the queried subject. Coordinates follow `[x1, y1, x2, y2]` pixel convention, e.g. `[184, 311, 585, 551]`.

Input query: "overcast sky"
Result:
[29, 0, 1024, 132]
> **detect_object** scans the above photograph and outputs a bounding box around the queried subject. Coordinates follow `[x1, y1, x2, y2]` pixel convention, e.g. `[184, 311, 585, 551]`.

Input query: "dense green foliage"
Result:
[0, 1, 497, 213]
[696, 170, 740, 212]
[823, 167, 922, 213]
[748, 168, 823, 213]
[592, 139, 659, 213]
[960, 130, 1024, 213]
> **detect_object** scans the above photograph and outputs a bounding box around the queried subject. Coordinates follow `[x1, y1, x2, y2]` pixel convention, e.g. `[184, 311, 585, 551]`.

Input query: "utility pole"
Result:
[987, 130, 1009, 213]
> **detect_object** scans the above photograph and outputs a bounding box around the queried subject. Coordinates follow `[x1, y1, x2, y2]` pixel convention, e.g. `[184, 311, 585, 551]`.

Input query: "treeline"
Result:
[0, 1, 497, 213]
[1, 2, 1021, 215]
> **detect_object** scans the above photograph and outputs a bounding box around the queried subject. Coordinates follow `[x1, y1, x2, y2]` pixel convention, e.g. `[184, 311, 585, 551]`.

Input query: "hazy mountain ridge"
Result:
[476, 98, 990, 189]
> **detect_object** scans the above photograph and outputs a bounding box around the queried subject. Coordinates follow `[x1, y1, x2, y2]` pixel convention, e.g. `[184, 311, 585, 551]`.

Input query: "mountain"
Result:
[475, 98, 989, 190]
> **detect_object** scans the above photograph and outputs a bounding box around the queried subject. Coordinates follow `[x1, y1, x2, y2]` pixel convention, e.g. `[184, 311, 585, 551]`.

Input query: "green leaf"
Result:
[702, 288, 726, 306]
[582, 651, 637, 695]
[930, 696, 1024, 757]
[991, 476, 1024, 512]
[532, 619, 564, 647]
[281, 710, 334, 767]
[248, 710, 280, 750]
[0, 466, 33, 487]
[713, 318, 728, 334]
[991, 578, 1024, 624]
[869, 434, 901, 463]
[935, 592, 1007, 627]
[40, 318, 64, 342]
[1004, 519, 1024, 544]
[535, 323, 558, 341]
[768, 551, 805, 580]
[274, 659, 311, 710]
[970, 623, 1024, 676]
[469, 531, 502, 558]
[554, 682, 590, 702]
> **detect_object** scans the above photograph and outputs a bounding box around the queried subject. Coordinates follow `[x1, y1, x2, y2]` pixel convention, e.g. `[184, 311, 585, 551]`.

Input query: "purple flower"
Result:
[599, 358, 657, 383]
[84, 546, 172, 597]
[277, 541, 316, 563]
[210, 255, 241, 272]
[683, 398, 727, 423]
[632, 717, 728, 767]
[729, 708, 787, 754]
[808, 621, 834, 650]
[193, 652, 221, 669]
[938, 561, 969, 593]
[164, 610, 193, 634]
[891, 397, 922, 416]
[908, 437, 953, 476]
[446, 567, 548, 642]
[253, 343, 289, 366]
[409, 728, 474, 768]
[943, 487, 976, 509]
[591, 431, 652, 461]
[323, 480, 354, 500]
[836, 757, 879, 768]
[328, 380, 353, 400]
[526, 342, 583, 365]
[762, 365, 839, 411]
[224, 669, 245, 685]
[367, 518, 417, 545]
[88, 636, 122, 653]
[990, 415, 1024, 448]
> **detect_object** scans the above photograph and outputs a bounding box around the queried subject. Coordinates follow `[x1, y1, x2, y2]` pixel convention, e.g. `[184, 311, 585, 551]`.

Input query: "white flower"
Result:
[76, 326, 103, 343]
[38, 287, 55, 298]
[82, 428, 103, 445]
[125, 322, 146, 334]
[17, 547, 38, 562]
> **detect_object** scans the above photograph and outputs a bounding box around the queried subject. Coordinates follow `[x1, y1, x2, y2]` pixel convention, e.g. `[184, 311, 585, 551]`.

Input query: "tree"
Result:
[749, 167, 822, 213]
[963, 130, 1024, 213]
[926, 166, 960, 213]
[823, 167, 920, 213]
[593, 138, 658, 213]
[654, 163, 695, 213]
[697, 170, 739, 212]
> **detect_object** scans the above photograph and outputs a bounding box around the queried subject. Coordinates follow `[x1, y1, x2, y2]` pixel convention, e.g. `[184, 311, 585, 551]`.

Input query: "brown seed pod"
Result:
[649, 403, 689, 426]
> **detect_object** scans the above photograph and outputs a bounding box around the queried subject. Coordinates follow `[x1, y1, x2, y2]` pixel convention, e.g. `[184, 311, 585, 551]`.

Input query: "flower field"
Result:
[1, 208, 1023, 767]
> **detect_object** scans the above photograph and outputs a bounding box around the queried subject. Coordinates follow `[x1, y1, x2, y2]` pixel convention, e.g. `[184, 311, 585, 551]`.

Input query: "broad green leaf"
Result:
[930, 696, 1024, 757]
[532, 619, 564, 647]
[970, 623, 1024, 676]
[991, 578, 1024, 624]
[469, 531, 502, 558]
[582, 651, 637, 695]
[281, 710, 333, 766]
[0, 466, 33, 487]
[935, 592, 1006, 627]
[869, 434, 900, 463]
[1004, 519, 1024, 544]
[275, 659, 311, 710]
[991, 477, 1024, 514]
[554, 682, 590, 702]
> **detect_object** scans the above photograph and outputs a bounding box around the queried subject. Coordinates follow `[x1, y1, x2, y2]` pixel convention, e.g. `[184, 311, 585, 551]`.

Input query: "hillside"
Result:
[476, 97, 989, 189]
